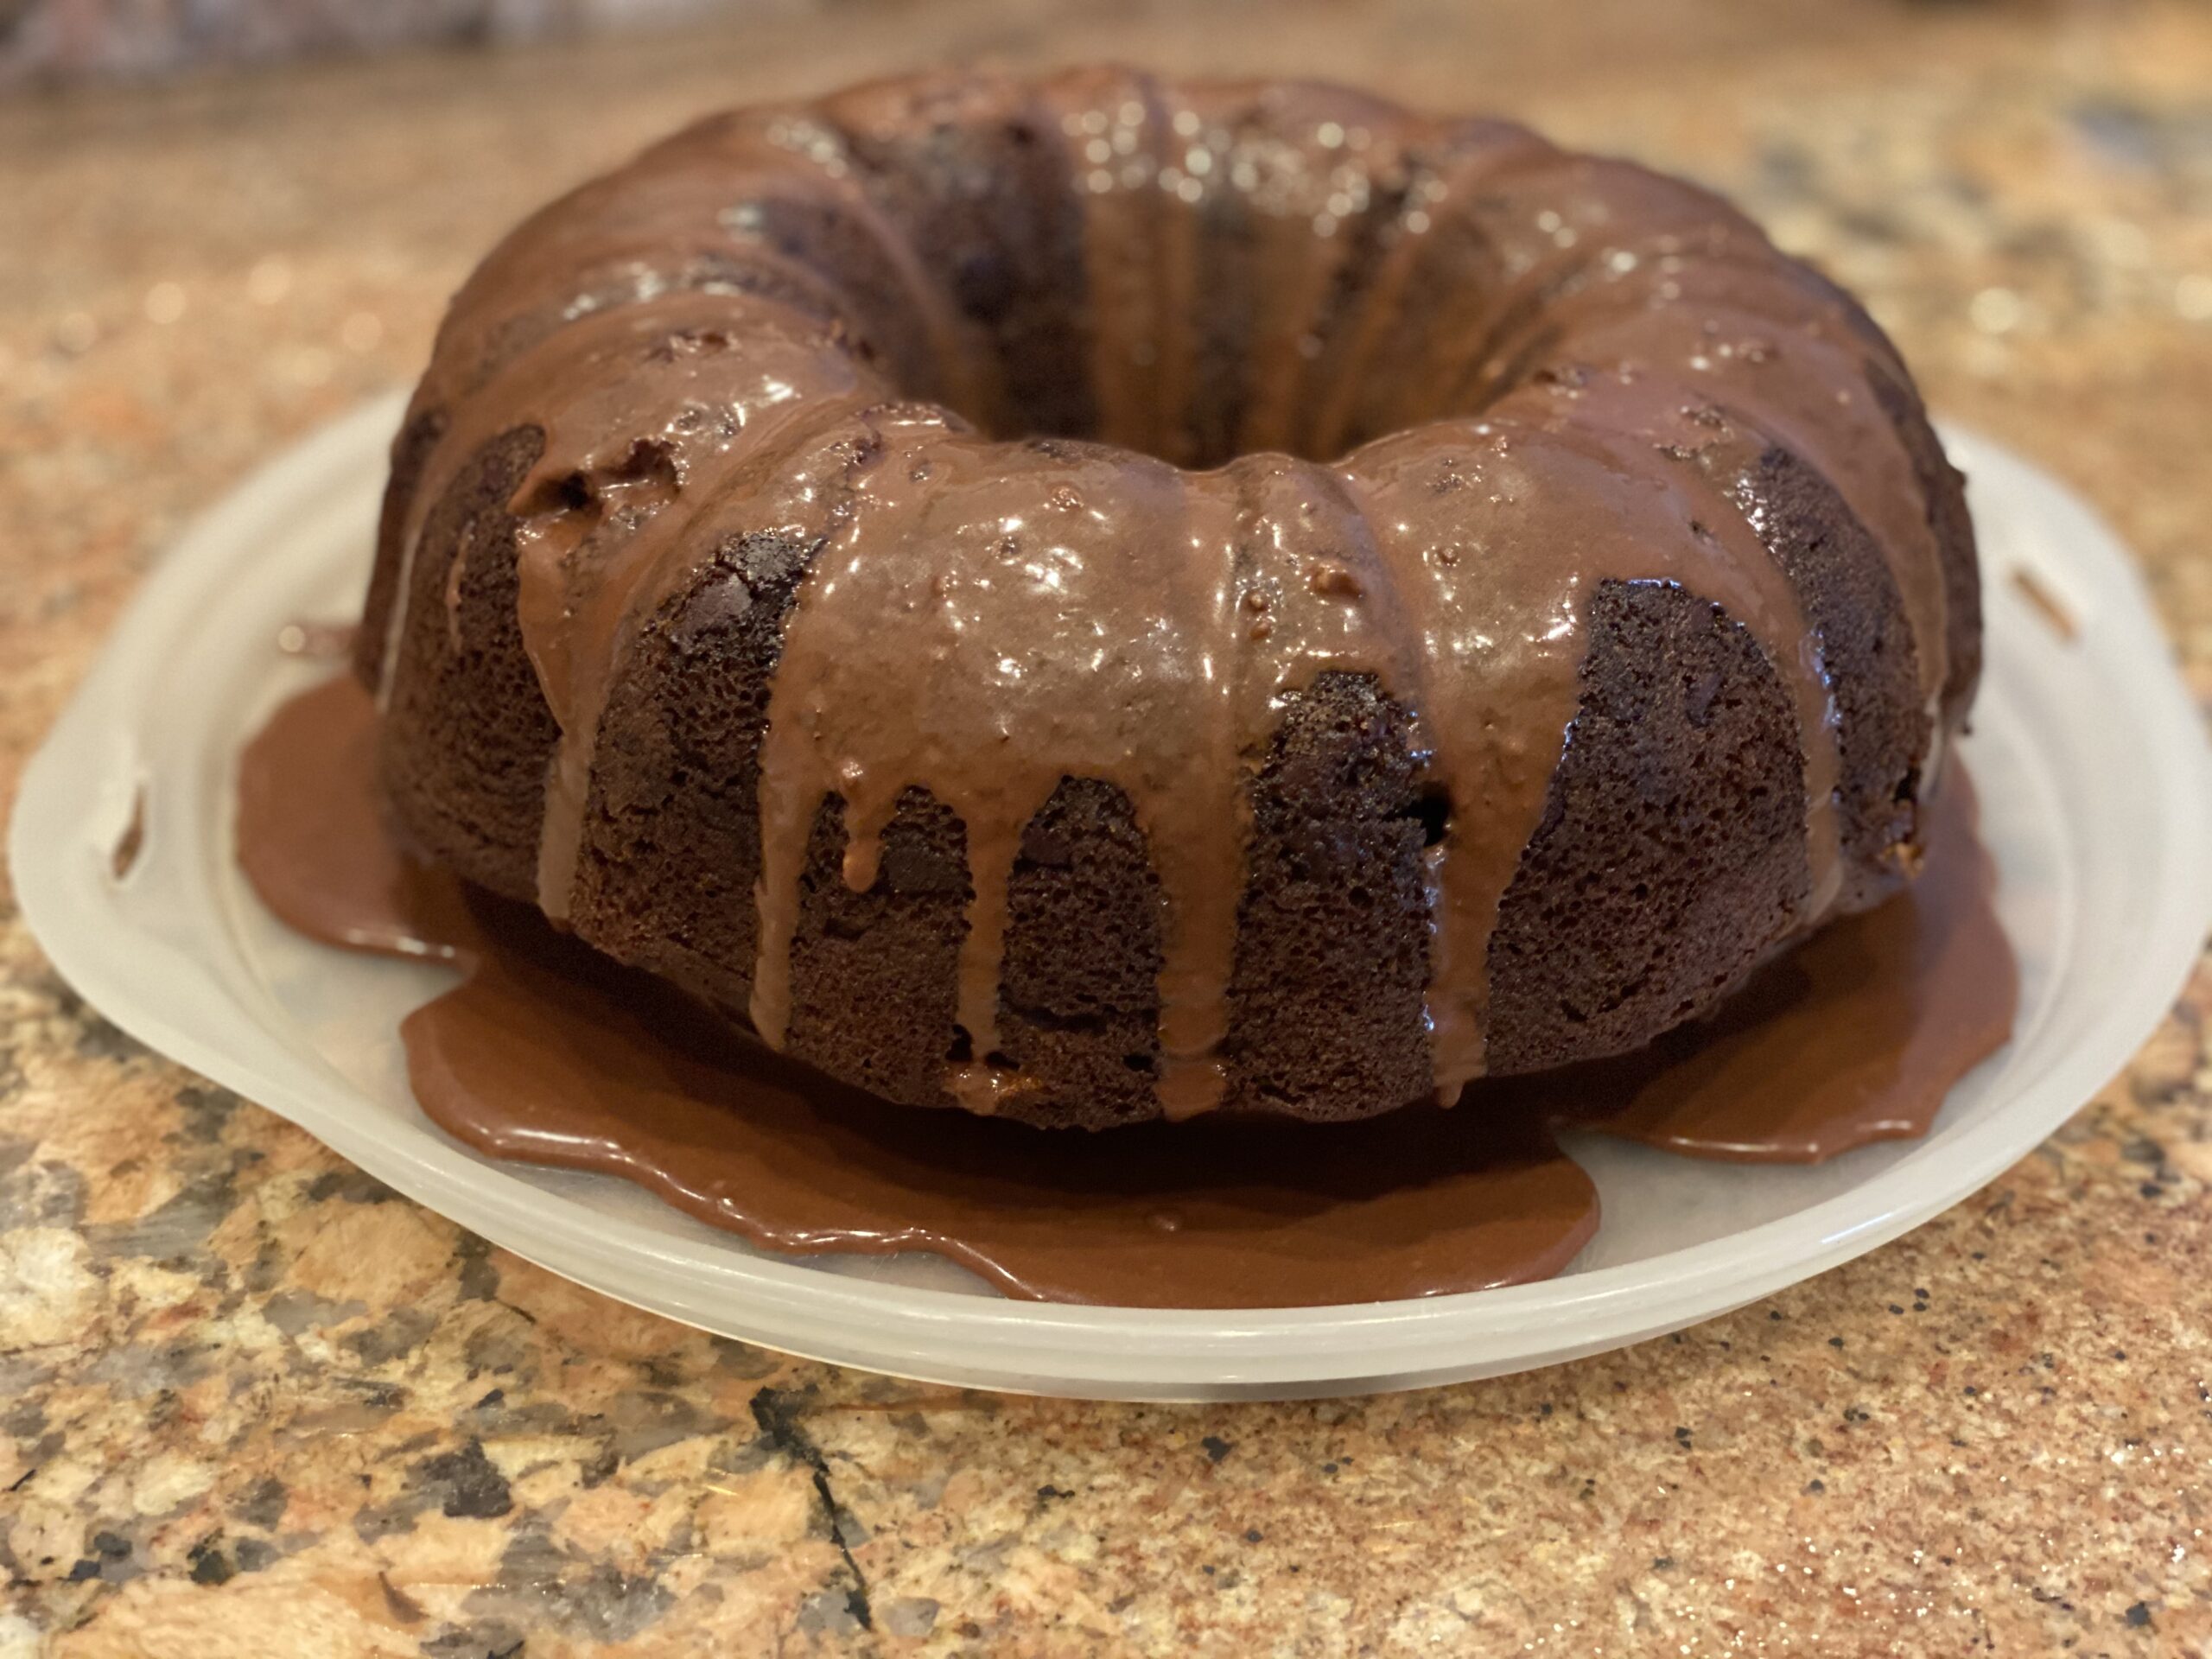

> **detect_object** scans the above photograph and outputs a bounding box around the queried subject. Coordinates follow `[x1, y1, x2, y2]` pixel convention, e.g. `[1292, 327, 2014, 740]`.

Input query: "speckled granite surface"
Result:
[4, 2, 2211, 1652]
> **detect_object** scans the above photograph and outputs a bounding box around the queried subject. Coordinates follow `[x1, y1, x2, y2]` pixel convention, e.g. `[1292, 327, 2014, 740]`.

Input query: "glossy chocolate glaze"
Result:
[238, 676, 2015, 1306]
[358, 73, 1979, 1127]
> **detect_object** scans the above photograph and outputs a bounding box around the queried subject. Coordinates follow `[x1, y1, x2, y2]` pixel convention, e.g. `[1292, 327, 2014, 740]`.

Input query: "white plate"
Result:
[12, 392, 2210, 1400]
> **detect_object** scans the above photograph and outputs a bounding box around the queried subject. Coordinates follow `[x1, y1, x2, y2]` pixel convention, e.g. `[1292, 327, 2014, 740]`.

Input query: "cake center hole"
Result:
[888, 184, 1448, 469]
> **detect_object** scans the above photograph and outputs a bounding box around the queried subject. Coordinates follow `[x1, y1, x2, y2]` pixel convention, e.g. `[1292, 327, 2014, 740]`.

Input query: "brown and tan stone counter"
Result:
[4, 2, 2211, 1651]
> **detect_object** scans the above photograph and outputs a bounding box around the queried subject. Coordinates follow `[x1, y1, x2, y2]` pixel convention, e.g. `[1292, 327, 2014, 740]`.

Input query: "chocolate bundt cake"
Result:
[356, 69, 1979, 1130]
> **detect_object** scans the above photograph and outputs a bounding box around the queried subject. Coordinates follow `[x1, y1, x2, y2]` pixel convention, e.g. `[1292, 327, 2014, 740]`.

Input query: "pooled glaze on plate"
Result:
[237, 675, 2013, 1306]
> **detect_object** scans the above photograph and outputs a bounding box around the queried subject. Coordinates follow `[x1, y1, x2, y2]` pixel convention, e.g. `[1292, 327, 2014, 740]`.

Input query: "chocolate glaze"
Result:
[238, 677, 477, 961]
[238, 676, 2016, 1306]
[109, 785, 146, 880]
[355, 72, 1982, 1130]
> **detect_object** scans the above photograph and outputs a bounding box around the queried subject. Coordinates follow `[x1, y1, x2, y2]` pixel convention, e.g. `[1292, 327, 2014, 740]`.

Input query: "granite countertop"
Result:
[4, 1, 2210, 1651]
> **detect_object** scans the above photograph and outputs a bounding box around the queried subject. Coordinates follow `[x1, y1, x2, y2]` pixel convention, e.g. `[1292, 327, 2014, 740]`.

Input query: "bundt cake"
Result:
[355, 68, 1980, 1130]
